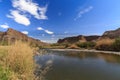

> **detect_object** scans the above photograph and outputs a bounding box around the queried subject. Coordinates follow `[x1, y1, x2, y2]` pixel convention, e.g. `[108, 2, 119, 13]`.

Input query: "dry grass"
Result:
[0, 41, 52, 80]
[96, 38, 114, 47]
[95, 38, 115, 50]
[68, 44, 79, 49]
[4, 41, 35, 80]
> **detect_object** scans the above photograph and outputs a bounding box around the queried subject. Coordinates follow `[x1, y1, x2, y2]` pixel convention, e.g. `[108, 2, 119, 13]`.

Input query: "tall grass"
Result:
[4, 41, 35, 80]
[95, 38, 114, 51]
[96, 38, 114, 46]
[0, 41, 37, 80]
[0, 41, 52, 80]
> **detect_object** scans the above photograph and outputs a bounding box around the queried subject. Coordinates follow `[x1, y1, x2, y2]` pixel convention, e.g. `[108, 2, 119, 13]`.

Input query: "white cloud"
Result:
[44, 30, 54, 35]
[7, 0, 48, 26]
[37, 27, 44, 30]
[12, 0, 48, 20]
[41, 40, 56, 43]
[37, 27, 54, 35]
[0, 24, 9, 29]
[74, 6, 93, 21]
[7, 10, 30, 26]
[64, 31, 68, 34]
[21, 31, 29, 34]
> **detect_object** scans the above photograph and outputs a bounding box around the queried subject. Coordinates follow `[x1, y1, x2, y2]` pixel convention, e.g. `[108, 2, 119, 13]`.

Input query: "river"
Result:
[35, 50, 120, 80]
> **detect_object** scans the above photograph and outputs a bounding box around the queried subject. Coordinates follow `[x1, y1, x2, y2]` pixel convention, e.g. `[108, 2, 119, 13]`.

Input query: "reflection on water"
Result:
[63, 51, 120, 64]
[35, 50, 120, 80]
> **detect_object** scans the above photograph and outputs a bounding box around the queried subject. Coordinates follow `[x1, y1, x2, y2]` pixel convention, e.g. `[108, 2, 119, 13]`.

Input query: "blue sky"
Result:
[0, 0, 120, 43]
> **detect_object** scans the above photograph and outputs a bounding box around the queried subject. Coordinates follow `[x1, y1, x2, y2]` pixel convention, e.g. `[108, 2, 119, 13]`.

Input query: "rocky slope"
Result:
[57, 28, 120, 44]
[0, 28, 47, 46]
[58, 35, 100, 44]
[102, 28, 120, 39]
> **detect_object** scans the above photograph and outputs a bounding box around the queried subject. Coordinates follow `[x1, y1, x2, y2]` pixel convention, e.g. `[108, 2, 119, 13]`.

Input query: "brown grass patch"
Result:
[4, 41, 35, 80]
[95, 38, 115, 50]
[96, 38, 114, 47]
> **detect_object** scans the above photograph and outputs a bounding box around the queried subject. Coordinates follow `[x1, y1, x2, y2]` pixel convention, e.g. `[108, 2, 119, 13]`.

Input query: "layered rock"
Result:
[57, 35, 100, 44]
[102, 28, 120, 39]
[0, 28, 47, 46]
[57, 28, 120, 44]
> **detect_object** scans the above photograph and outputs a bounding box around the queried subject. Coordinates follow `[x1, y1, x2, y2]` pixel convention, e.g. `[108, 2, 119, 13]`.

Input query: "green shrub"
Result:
[0, 66, 11, 80]
[95, 44, 113, 51]
[112, 38, 120, 51]
[0, 41, 8, 46]
[77, 42, 96, 49]
[50, 43, 60, 46]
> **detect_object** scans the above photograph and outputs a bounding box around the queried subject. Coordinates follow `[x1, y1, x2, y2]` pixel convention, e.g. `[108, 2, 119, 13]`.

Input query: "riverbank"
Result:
[50, 49, 120, 55]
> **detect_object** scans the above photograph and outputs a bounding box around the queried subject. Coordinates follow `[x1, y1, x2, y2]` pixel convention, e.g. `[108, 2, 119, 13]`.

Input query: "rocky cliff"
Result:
[57, 35, 100, 44]
[57, 28, 120, 44]
[0, 28, 47, 46]
[102, 28, 120, 39]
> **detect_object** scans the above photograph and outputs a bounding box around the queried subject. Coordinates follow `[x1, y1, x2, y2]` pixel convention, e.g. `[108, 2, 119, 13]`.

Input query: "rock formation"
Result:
[0, 28, 47, 46]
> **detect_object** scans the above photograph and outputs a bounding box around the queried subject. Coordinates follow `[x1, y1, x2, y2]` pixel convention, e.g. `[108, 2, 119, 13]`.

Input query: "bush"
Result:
[0, 66, 12, 80]
[95, 38, 114, 51]
[95, 44, 113, 51]
[3, 41, 35, 80]
[77, 42, 96, 49]
[0, 41, 8, 46]
[67, 44, 79, 49]
[0, 41, 52, 80]
[112, 38, 120, 51]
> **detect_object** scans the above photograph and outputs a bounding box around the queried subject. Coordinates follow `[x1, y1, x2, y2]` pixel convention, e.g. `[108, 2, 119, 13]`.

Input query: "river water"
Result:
[35, 50, 120, 80]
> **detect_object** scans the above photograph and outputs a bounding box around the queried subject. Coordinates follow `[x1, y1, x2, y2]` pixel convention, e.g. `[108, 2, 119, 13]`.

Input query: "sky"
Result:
[0, 0, 120, 43]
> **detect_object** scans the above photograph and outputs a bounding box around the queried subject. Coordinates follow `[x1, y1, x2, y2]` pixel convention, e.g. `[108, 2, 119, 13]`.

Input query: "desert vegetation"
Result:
[95, 38, 114, 51]
[112, 38, 120, 51]
[77, 42, 96, 49]
[0, 41, 35, 80]
[0, 41, 51, 80]
[51, 37, 120, 52]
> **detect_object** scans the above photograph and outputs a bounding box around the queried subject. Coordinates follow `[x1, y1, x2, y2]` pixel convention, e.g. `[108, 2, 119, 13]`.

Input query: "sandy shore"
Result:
[50, 49, 120, 55]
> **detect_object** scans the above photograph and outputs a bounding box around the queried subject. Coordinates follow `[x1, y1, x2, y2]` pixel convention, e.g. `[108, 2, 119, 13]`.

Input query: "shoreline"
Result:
[49, 49, 120, 55]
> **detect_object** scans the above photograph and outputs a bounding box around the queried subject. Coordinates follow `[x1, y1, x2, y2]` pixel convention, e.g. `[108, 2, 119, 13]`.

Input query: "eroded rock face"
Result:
[0, 28, 47, 46]
[57, 28, 120, 44]
[57, 35, 84, 44]
[57, 35, 100, 44]
[84, 36, 100, 42]
[102, 28, 120, 39]
[58, 28, 120, 43]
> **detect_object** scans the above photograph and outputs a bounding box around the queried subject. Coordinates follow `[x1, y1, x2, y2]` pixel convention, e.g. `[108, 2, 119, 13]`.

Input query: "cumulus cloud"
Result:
[0, 24, 9, 29]
[44, 30, 54, 34]
[7, 10, 30, 26]
[12, 0, 48, 19]
[7, 0, 48, 26]
[21, 31, 29, 34]
[74, 6, 93, 21]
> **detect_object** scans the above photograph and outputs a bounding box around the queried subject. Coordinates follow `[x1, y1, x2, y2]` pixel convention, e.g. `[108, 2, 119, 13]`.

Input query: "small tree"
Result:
[113, 38, 120, 51]
[77, 42, 96, 49]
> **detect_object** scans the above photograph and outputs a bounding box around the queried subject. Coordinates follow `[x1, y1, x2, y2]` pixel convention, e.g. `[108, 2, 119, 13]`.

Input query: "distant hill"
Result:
[102, 28, 120, 39]
[0, 28, 48, 46]
[57, 28, 120, 44]
[57, 35, 100, 44]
